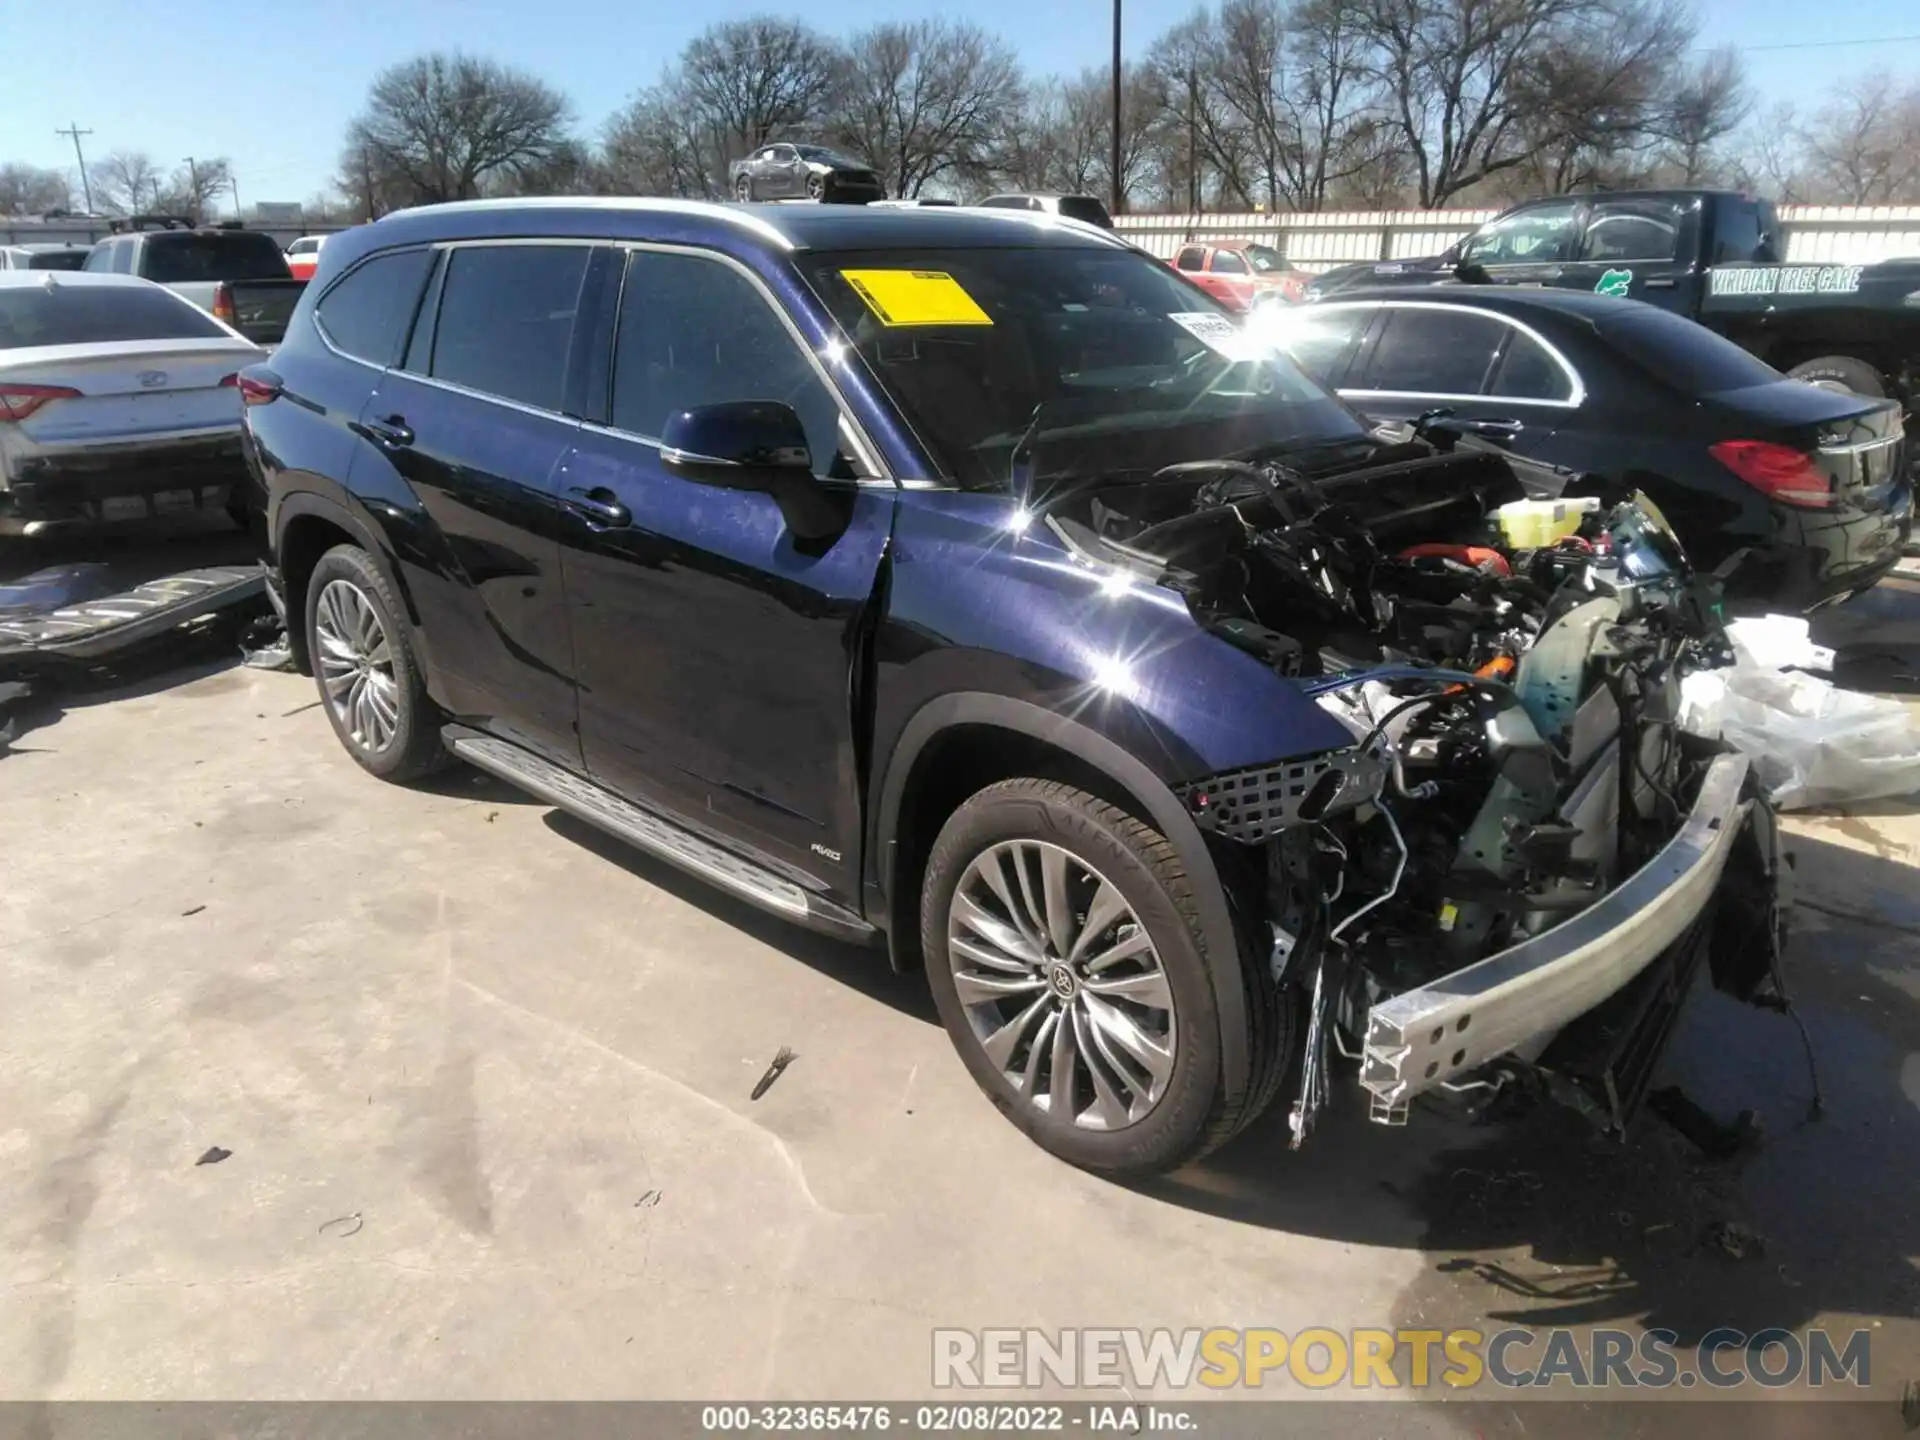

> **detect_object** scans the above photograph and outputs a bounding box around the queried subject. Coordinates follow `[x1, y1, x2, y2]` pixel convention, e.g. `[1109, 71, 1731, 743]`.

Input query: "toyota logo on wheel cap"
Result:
[137, 370, 168, 389]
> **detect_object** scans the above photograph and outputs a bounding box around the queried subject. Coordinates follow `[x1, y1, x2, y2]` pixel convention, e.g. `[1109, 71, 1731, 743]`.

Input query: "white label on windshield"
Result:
[1168, 310, 1270, 361]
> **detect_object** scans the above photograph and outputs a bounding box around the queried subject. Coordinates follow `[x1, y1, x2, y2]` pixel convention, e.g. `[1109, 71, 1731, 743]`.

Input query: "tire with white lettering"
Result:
[1788, 355, 1886, 397]
[921, 778, 1294, 1176]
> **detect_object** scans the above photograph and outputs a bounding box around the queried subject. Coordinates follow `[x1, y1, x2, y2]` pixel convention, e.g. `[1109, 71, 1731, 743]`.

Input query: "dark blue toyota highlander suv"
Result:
[242, 199, 1786, 1175]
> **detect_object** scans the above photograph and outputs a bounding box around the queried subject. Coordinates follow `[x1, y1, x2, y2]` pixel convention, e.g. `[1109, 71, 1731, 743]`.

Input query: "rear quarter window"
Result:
[316, 249, 435, 365]
[0, 284, 229, 349]
[1600, 308, 1783, 394]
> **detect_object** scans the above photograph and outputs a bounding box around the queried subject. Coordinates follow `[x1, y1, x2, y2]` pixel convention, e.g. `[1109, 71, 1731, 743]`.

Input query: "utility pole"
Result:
[1110, 0, 1124, 217]
[183, 156, 200, 221]
[1187, 65, 1199, 213]
[55, 123, 94, 213]
[230, 172, 243, 221]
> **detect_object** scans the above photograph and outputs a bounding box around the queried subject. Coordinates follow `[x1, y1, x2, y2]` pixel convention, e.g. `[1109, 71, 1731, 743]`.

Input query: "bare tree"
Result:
[603, 85, 714, 197]
[678, 16, 843, 188]
[157, 157, 235, 222]
[344, 52, 572, 207]
[0, 162, 70, 216]
[1506, 0, 1689, 196]
[1658, 47, 1750, 184]
[1730, 101, 1808, 204]
[95, 150, 167, 214]
[831, 20, 1022, 197]
[1800, 72, 1920, 205]
[1356, 0, 1701, 206]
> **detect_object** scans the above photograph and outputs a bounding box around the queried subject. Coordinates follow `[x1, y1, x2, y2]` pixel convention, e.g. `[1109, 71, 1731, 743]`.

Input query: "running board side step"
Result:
[443, 727, 876, 943]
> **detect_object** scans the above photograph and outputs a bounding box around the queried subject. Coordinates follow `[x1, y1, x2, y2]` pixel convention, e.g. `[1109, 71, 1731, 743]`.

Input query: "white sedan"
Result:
[0, 271, 264, 536]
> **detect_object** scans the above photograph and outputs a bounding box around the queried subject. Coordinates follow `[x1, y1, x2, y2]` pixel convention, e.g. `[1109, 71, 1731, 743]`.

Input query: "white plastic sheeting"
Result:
[1679, 616, 1920, 811]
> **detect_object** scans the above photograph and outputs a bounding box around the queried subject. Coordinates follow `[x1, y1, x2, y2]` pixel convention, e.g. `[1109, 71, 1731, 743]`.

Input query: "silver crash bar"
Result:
[1359, 751, 1751, 1120]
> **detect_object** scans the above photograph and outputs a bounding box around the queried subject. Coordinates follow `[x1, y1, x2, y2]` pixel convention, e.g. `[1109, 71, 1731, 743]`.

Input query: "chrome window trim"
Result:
[1308, 299, 1586, 407]
[387, 197, 798, 252]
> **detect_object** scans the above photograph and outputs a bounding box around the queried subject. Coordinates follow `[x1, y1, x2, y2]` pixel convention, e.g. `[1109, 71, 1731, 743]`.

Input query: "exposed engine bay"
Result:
[1046, 444, 1780, 1143]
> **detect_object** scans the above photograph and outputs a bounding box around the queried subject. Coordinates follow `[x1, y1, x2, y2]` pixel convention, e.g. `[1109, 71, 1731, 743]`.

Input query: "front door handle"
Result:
[1453, 417, 1524, 437]
[564, 486, 631, 528]
[362, 414, 413, 449]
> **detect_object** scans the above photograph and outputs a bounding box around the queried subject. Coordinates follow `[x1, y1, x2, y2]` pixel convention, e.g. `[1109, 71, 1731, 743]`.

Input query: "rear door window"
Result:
[1174, 246, 1205, 272]
[316, 248, 434, 365]
[1490, 330, 1574, 401]
[1356, 308, 1507, 395]
[139, 232, 291, 282]
[1580, 200, 1682, 263]
[0, 283, 228, 348]
[611, 249, 846, 478]
[1211, 250, 1248, 275]
[427, 244, 591, 412]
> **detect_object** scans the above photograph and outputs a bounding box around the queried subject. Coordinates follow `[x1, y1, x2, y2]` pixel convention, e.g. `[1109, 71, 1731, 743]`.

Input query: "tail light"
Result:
[212, 283, 237, 326]
[219, 373, 239, 388]
[235, 374, 280, 406]
[0, 382, 81, 422]
[1710, 439, 1833, 509]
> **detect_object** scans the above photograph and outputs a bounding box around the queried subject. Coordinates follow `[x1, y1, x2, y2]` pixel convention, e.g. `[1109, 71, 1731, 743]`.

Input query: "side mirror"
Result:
[661, 400, 849, 543]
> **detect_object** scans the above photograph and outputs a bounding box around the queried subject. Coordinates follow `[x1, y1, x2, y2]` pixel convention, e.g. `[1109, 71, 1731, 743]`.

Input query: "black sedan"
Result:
[1258, 287, 1911, 610]
[730, 144, 884, 204]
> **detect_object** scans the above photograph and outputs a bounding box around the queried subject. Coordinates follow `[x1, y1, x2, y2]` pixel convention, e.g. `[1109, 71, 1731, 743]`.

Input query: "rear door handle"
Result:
[362, 414, 413, 449]
[563, 486, 631, 528]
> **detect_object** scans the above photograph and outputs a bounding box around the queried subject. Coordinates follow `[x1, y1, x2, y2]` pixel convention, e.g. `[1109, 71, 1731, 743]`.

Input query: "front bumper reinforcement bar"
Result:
[1359, 751, 1752, 1120]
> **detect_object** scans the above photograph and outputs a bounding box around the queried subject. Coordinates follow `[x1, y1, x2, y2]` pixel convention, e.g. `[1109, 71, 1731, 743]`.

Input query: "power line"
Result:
[54, 122, 94, 213]
[1696, 32, 1920, 53]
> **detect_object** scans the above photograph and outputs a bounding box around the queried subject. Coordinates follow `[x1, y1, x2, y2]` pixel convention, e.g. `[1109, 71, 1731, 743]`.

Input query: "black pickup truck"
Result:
[1305, 189, 1920, 407]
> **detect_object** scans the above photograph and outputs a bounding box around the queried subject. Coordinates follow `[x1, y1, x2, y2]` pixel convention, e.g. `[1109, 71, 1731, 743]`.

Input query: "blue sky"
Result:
[4, 0, 1917, 209]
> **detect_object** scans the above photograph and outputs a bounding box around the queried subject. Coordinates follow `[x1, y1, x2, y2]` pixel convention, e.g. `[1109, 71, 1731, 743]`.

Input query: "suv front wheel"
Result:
[921, 778, 1291, 1175]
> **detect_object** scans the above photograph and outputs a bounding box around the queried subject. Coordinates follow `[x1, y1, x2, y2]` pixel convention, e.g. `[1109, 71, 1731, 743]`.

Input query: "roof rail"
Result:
[108, 214, 196, 234]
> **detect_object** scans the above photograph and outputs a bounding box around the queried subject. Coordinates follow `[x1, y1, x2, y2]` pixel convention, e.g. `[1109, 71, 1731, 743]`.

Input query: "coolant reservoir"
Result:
[1494, 496, 1602, 549]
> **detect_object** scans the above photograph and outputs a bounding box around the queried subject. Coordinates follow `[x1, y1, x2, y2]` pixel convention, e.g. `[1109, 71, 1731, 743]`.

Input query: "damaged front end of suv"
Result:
[1047, 443, 1790, 1144]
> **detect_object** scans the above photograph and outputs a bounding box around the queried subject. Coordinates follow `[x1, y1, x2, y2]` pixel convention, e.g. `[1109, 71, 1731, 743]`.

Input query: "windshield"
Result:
[802, 246, 1365, 490]
[25, 250, 90, 271]
[1243, 244, 1286, 273]
[141, 232, 291, 283]
[796, 146, 861, 166]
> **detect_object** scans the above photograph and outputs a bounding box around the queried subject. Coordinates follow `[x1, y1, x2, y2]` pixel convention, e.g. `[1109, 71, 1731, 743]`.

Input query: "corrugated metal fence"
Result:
[10, 204, 1920, 265]
[1113, 205, 1920, 270]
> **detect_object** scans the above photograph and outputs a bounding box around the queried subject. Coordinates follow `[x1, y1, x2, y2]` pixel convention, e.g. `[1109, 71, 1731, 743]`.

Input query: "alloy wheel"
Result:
[946, 839, 1176, 1131]
[313, 578, 400, 754]
[736, 176, 753, 201]
[806, 173, 825, 200]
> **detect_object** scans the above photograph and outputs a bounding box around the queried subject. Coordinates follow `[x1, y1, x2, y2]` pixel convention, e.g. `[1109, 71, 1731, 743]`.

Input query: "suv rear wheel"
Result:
[304, 543, 448, 782]
[921, 778, 1290, 1175]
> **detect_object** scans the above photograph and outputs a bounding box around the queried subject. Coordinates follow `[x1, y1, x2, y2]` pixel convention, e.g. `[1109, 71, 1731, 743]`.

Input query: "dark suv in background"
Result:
[242, 200, 1780, 1176]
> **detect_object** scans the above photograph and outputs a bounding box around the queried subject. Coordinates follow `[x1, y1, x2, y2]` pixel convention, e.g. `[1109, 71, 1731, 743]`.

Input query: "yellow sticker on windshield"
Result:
[840, 269, 993, 327]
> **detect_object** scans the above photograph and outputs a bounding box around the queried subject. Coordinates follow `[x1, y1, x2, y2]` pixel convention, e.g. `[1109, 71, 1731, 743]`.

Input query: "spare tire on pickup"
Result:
[1787, 354, 1887, 396]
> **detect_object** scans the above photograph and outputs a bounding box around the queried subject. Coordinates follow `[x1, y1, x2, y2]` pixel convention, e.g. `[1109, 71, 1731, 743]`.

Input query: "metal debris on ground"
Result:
[751, 1046, 797, 1100]
[1700, 1218, 1765, 1260]
[181, 904, 206, 917]
[318, 1213, 364, 1238]
[239, 613, 296, 671]
[634, 1190, 662, 1208]
[195, 1146, 232, 1166]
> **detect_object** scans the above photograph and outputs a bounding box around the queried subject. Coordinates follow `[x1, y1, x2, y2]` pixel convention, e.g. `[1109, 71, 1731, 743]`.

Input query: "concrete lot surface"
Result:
[1, 553, 1917, 1432]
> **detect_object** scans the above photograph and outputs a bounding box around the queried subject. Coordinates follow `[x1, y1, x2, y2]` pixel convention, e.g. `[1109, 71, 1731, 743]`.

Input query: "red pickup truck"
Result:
[1170, 239, 1310, 310]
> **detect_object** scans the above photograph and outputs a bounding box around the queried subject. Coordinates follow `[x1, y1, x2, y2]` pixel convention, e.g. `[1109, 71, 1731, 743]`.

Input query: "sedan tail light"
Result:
[0, 382, 81, 422]
[1709, 439, 1833, 509]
